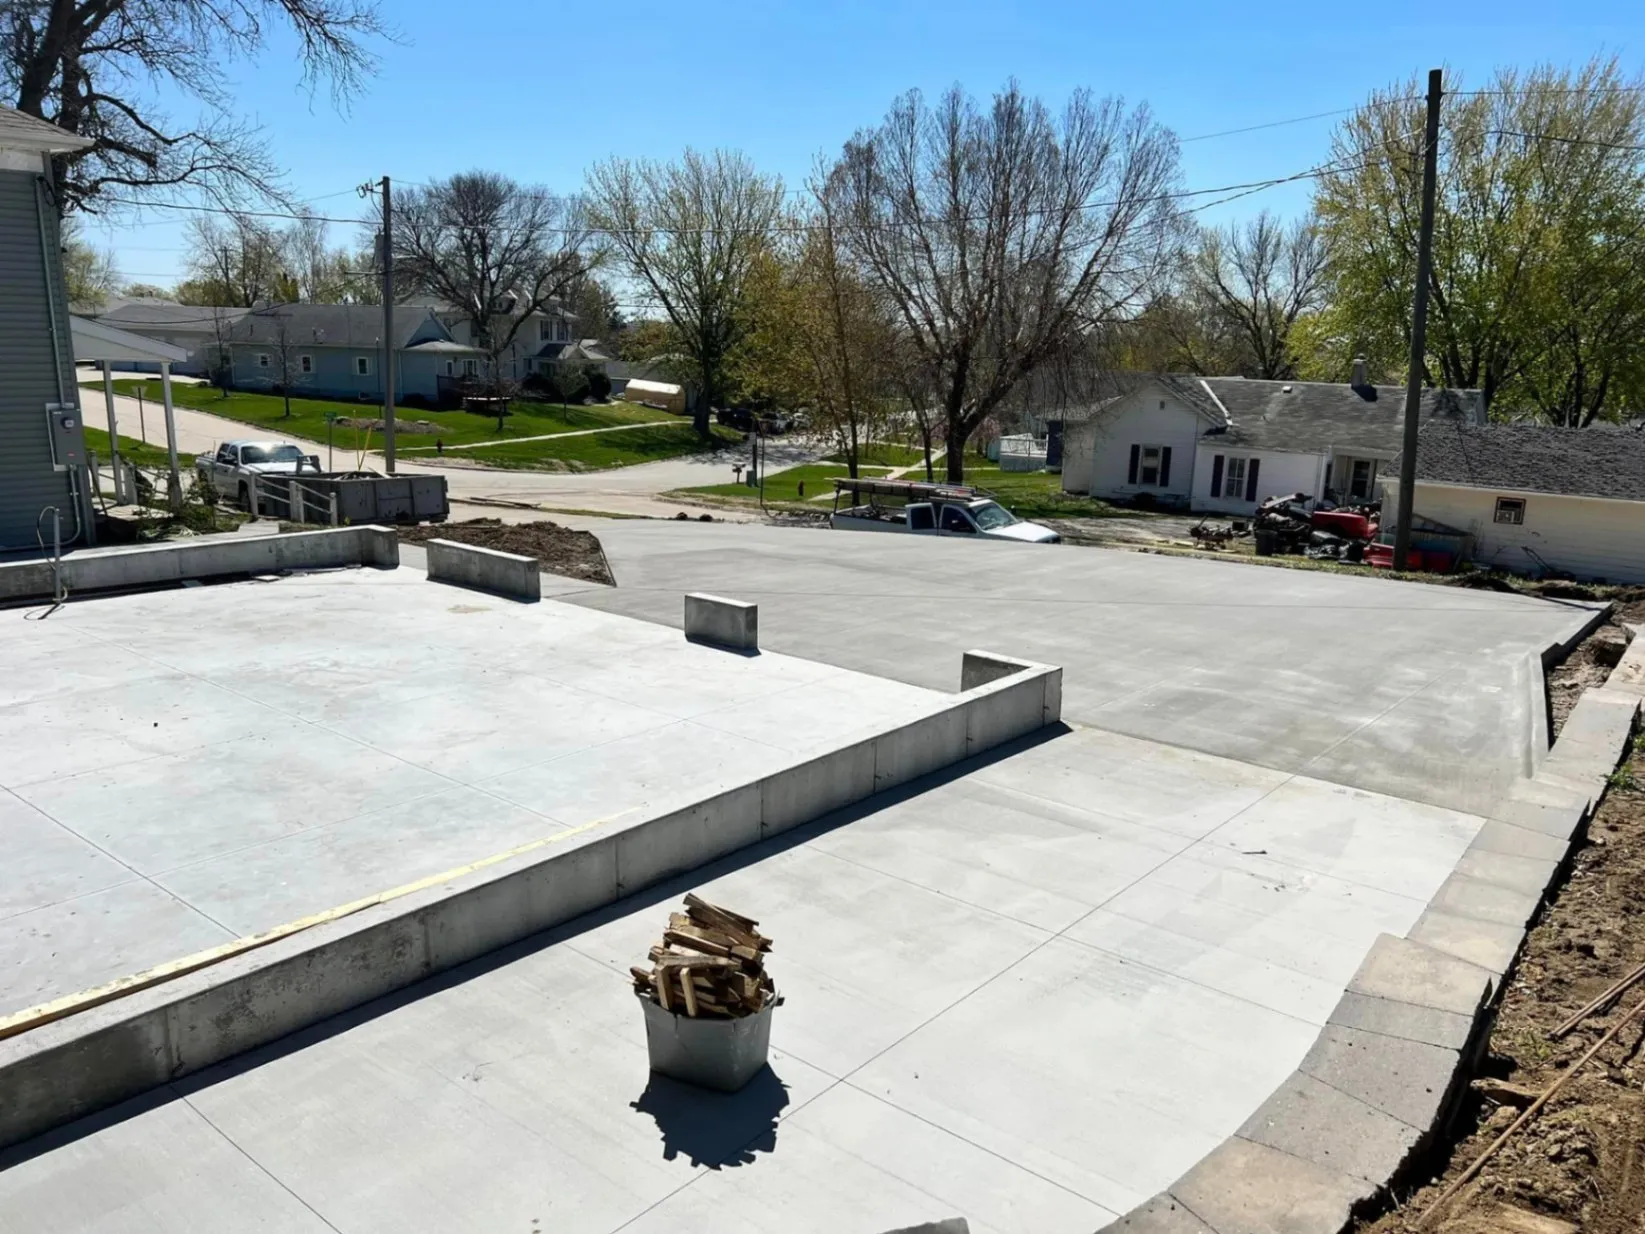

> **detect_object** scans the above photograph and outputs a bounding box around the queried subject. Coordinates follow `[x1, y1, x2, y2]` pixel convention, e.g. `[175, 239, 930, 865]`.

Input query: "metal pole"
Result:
[160, 362, 183, 513]
[381, 175, 397, 474]
[101, 361, 122, 493]
[138, 388, 146, 443]
[1393, 68, 1443, 572]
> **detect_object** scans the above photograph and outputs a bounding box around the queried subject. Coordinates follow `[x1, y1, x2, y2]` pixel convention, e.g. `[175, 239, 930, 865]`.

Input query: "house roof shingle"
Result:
[0, 106, 93, 153]
[1395, 421, 1645, 503]
[96, 302, 249, 334]
[227, 304, 454, 351]
[1203, 377, 1483, 457]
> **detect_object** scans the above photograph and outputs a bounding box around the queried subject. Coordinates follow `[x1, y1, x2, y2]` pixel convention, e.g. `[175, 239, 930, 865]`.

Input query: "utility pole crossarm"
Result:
[1393, 69, 1443, 572]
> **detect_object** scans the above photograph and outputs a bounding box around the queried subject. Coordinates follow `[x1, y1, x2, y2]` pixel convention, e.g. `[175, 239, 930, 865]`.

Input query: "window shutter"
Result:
[1210, 454, 1224, 498]
[1127, 444, 1140, 485]
[1159, 446, 1173, 487]
[1245, 458, 1261, 503]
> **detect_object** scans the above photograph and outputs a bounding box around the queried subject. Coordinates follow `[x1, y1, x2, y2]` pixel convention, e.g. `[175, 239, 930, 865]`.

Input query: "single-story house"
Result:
[220, 304, 484, 405]
[1060, 370, 1485, 513]
[1, 106, 96, 550]
[1384, 422, 1645, 584]
[91, 300, 247, 376]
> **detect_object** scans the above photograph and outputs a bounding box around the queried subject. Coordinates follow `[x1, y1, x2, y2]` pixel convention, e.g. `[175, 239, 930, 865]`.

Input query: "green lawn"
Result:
[681, 463, 893, 505]
[110, 380, 666, 450]
[83, 425, 191, 470]
[453, 423, 743, 471]
[824, 443, 930, 468]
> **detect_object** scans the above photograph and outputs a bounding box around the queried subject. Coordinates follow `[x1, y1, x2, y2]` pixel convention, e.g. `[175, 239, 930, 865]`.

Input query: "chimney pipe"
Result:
[1351, 357, 1368, 388]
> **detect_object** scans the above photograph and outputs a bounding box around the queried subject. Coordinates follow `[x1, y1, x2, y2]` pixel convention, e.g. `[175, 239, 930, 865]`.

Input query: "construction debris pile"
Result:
[1191, 492, 1383, 563]
[631, 894, 776, 1019]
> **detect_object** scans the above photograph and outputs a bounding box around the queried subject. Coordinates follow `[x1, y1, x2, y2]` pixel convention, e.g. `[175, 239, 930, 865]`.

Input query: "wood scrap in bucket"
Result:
[630, 893, 775, 1018]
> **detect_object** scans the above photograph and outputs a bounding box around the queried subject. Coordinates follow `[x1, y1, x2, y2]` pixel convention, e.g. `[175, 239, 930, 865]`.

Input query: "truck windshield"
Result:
[971, 502, 1018, 531]
[241, 445, 306, 464]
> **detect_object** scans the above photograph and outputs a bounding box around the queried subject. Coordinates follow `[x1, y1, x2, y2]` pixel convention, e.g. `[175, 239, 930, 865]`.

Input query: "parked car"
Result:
[829, 477, 1060, 544]
[715, 406, 793, 434]
[196, 439, 319, 509]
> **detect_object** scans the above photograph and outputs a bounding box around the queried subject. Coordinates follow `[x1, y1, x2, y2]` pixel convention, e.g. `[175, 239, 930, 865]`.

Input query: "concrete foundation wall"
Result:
[0, 649, 1061, 1151]
[684, 592, 758, 649]
[0, 526, 398, 602]
[425, 539, 540, 602]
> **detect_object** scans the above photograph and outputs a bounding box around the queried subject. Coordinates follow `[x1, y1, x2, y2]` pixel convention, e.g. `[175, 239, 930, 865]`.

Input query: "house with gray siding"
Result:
[0, 107, 96, 553]
[222, 304, 484, 404]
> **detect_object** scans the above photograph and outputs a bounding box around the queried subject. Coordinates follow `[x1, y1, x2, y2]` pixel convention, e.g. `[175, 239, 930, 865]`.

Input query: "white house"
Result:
[1060, 370, 1485, 513]
[1383, 422, 1645, 584]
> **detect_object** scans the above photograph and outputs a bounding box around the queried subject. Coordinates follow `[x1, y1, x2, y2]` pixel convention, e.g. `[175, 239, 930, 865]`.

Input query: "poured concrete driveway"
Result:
[567, 522, 1598, 815]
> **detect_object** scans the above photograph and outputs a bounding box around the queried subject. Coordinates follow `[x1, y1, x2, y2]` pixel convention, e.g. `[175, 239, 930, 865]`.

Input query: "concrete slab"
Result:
[0, 717, 1491, 1232]
[563, 521, 1599, 814]
[0, 566, 957, 1017]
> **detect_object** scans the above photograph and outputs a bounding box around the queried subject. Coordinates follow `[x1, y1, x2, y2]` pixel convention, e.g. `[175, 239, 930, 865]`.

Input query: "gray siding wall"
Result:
[227, 344, 443, 403]
[0, 164, 81, 551]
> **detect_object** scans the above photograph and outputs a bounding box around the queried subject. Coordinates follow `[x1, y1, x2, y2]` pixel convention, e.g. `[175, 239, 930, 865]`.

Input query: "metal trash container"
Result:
[640, 992, 777, 1093]
[1253, 529, 1278, 557]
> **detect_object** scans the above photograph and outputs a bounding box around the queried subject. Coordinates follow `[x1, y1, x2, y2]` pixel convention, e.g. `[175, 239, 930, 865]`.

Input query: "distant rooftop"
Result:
[1396, 421, 1645, 503]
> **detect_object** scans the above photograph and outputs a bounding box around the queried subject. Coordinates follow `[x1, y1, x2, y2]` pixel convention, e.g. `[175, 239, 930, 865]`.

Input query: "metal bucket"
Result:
[640, 993, 776, 1093]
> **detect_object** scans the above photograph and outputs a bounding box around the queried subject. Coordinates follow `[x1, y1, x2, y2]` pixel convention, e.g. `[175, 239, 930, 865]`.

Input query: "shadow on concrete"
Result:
[629, 1065, 790, 1168]
[2, 723, 1072, 1163]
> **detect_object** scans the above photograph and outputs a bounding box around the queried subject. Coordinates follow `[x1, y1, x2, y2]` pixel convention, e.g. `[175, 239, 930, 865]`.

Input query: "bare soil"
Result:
[1354, 682, 1645, 1234]
[398, 518, 613, 587]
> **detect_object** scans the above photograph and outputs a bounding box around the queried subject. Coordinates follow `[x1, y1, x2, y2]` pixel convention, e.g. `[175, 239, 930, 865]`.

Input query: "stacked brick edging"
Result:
[1104, 621, 1644, 1234]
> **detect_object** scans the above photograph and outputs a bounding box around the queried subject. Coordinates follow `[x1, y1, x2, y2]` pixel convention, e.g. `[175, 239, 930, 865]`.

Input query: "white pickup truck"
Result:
[196, 439, 320, 509]
[829, 478, 1060, 544]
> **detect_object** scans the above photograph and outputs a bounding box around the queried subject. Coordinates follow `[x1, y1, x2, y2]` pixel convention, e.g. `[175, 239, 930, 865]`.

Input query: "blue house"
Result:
[221, 304, 484, 405]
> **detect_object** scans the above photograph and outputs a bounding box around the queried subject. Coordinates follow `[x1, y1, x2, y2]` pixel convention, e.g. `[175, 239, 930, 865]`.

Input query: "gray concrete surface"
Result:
[0, 565, 956, 1018]
[0, 722, 1487, 1232]
[561, 521, 1601, 815]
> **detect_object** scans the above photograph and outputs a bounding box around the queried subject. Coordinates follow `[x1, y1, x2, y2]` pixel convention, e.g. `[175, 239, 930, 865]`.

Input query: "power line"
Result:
[1180, 107, 1365, 143]
[1489, 128, 1645, 154]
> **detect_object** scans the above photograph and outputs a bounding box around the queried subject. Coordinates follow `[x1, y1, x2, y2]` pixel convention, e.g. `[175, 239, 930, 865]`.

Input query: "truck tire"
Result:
[237, 483, 252, 512]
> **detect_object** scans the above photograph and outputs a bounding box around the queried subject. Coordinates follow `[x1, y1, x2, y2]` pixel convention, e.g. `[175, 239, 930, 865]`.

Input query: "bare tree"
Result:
[822, 81, 1181, 481]
[5, 0, 388, 214]
[178, 213, 289, 306]
[586, 149, 785, 438]
[250, 307, 312, 418]
[392, 172, 591, 399]
[283, 212, 357, 303]
[60, 215, 120, 305]
[1187, 210, 1327, 379]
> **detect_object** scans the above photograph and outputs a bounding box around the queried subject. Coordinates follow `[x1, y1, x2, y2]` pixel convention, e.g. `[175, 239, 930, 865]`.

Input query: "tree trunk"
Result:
[283, 390, 291, 418]
[944, 421, 966, 484]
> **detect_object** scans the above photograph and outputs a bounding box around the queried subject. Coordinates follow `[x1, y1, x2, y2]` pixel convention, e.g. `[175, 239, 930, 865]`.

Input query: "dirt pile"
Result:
[399, 518, 613, 586]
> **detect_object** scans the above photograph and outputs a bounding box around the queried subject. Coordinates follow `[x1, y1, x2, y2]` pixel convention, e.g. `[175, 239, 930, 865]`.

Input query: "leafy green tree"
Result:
[1315, 56, 1645, 422]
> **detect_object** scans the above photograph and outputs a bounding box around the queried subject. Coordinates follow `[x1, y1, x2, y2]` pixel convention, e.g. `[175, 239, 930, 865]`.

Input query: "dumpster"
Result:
[255, 471, 448, 525]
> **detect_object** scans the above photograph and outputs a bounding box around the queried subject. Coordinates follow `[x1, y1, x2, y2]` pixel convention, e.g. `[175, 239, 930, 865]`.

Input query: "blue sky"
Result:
[93, 0, 1643, 293]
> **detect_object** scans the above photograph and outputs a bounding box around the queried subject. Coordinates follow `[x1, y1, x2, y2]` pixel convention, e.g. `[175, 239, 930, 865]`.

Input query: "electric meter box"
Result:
[46, 404, 85, 471]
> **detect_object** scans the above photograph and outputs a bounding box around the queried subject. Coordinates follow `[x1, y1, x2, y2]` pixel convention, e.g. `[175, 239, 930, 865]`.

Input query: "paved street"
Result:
[75, 376, 817, 521]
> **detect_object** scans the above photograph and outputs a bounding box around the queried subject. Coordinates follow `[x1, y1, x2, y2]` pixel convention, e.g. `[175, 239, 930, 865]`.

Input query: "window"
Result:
[939, 505, 976, 534]
[1494, 497, 1527, 526]
[908, 503, 935, 531]
[1128, 443, 1173, 488]
[355, 356, 372, 377]
[556, 320, 570, 342]
[1210, 453, 1260, 501]
[256, 353, 270, 369]
[444, 360, 454, 376]
[462, 359, 478, 377]
[539, 319, 554, 342]
[1224, 456, 1247, 498]
[1350, 459, 1374, 500]
[299, 354, 314, 375]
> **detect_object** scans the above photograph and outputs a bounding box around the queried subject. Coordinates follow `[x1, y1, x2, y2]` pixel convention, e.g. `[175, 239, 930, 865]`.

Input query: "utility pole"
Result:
[380, 175, 397, 474]
[1393, 68, 1443, 572]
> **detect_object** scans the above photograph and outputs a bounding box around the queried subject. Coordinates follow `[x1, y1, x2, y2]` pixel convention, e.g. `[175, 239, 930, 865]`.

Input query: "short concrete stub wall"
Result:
[0, 526, 397, 603]
[425, 539, 540, 602]
[684, 592, 758, 649]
